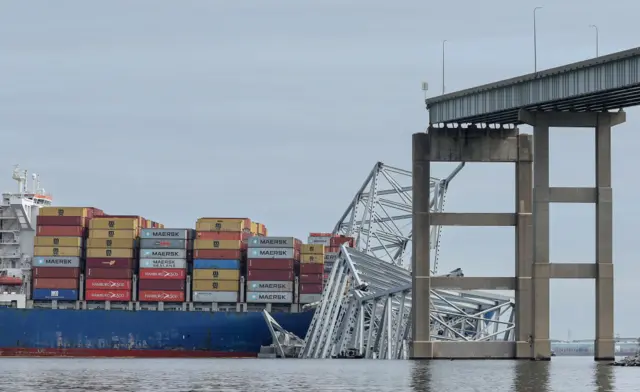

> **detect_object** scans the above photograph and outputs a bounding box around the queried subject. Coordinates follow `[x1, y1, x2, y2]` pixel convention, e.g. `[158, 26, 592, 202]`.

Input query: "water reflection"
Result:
[410, 361, 432, 392]
[513, 360, 550, 392]
[594, 363, 614, 392]
[410, 359, 617, 392]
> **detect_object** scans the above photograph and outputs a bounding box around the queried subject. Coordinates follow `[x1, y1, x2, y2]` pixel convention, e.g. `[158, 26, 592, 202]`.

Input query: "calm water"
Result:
[0, 357, 634, 391]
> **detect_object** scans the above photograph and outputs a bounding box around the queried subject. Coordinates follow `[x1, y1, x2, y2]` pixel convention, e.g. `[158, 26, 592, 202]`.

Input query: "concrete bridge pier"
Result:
[411, 126, 534, 359]
[518, 109, 625, 361]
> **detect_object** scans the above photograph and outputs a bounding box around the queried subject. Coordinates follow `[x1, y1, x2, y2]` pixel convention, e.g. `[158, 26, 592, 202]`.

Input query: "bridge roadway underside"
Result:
[411, 109, 623, 360]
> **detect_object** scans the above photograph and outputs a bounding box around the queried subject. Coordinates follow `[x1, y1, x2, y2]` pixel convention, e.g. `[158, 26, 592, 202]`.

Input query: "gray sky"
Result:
[2, 0, 639, 340]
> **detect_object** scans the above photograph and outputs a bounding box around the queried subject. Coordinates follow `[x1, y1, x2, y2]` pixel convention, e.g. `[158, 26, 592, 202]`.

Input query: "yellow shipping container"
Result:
[34, 236, 83, 247]
[193, 239, 242, 250]
[250, 222, 259, 235]
[90, 217, 139, 230]
[39, 207, 88, 217]
[301, 254, 325, 264]
[86, 238, 137, 249]
[86, 248, 134, 258]
[34, 246, 82, 257]
[301, 244, 325, 255]
[192, 269, 240, 281]
[196, 218, 246, 232]
[192, 279, 239, 292]
[89, 229, 137, 239]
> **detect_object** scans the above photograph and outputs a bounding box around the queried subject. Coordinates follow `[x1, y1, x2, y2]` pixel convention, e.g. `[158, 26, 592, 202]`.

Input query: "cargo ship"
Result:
[0, 166, 348, 358]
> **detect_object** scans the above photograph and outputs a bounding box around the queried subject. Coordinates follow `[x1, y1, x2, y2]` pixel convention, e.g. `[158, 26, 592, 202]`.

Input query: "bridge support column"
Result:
[411, 127, 533, 359]
[518, 109, 625, 361]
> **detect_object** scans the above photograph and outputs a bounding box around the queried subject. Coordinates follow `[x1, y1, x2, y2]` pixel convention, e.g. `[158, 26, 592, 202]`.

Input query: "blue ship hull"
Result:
[0, 308, 314, 358]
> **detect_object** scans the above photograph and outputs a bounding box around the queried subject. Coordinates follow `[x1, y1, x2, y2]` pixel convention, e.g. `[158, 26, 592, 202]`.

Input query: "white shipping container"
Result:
[246, 291, 293, 303]
[32, 256, 81, 268]
[247, 281, 293, 292]
[299, 294, 323, 303]
[248, 247, 295, 259]
[324, 252, 339, 263]
[140, 228, 192, 240]
[248, 236, 298, 249]
[192, 291, 239, 303]
[140, 249, 187, 259]
[307, 236, 331, 246]
[139, 258, 187, 269]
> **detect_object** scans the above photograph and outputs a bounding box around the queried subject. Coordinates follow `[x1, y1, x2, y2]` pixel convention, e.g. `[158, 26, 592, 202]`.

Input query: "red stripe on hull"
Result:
[0, 347, 257, 358]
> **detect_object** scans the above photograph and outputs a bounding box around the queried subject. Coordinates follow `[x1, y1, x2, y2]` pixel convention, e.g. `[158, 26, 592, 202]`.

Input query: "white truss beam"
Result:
[298, 247, 515, 359]
[332, 161, 464, 272]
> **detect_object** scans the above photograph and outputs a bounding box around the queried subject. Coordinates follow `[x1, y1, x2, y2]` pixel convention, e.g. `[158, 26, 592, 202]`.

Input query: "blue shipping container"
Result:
[32, 289, 78, 301]
[193, 259, 240, 270]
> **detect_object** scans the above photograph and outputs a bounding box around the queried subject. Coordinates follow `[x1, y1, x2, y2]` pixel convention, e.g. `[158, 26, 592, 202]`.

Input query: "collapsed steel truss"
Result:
[332, 162, 464, 272]
[263, 161, 515, 359]
[292, 162, 515, 359]
[298, 247, 515, 359]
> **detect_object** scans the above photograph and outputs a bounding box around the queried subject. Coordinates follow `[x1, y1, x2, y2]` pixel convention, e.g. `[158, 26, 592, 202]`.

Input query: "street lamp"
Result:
[442, 40, 448, 95]
[534, 7, 543, 72]
[589, 24, 599, 57]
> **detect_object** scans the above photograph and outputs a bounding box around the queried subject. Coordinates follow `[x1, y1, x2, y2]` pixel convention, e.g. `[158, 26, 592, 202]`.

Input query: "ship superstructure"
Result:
[0, 165, 52, 307]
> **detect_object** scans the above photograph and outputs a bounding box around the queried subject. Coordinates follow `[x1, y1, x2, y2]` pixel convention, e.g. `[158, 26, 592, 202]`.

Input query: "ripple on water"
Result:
[0, 357, 633, 392]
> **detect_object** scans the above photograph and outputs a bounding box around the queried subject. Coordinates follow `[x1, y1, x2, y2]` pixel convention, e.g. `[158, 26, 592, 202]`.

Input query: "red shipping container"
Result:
[309, 232, 332, 237]
[194, 249, 244, 259]
[37, 216, 88, 227]
[37, 225, 85, 237]
[139, 279, 185, 291]
[85, 289, 131, 301]
[86, 268, 133, 279]
[299, 283, 323, 294]
[330, 236, 355, 247]
[336, 237, 352, 247]
[139, 269, 186, 280]
[246, 258, 294, 270]
[325, 246, 340, 253]
[85, 258, 136, 269]
[300, 263, 324, 274]
[32, 267, 80, 279]
[196, 231, 251, 241]
[33, 278, 78, 290]
[246, 269, 294, 281]
[139, 290, 185, 302]
[299, 273, 323, 284]
[85, 279, 132, 290]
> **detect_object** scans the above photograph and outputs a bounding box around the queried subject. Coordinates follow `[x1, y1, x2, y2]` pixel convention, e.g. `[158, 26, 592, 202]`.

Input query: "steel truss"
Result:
[291, 161, 516, 359]
[332, 161, 464, 272]
[298, 247, 515, 359]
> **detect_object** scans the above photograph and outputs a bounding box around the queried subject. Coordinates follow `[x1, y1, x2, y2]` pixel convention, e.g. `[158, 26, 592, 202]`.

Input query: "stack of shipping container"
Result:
[138, 228, 192, 302]
[299, 244, 324, 304]
[32, 207, 102, 301]
[192, 218, 250, 302]
[246, 236, 300, 304]
[85, 217, 140, 302]
[307, 233, 355, 284]
[30, 209, 362, 308]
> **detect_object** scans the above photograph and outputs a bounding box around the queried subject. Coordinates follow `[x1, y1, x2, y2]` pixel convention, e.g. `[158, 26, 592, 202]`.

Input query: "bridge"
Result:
[413, 46, 640, 361]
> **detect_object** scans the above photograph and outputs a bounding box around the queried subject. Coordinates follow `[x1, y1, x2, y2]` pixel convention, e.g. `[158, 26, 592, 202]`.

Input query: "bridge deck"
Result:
[426, 47, 640, 125]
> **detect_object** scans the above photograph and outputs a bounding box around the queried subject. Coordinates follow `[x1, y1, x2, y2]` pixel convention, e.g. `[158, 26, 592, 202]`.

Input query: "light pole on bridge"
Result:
[534, 6, 543, 72]
[589, 24, 599, 57]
